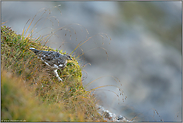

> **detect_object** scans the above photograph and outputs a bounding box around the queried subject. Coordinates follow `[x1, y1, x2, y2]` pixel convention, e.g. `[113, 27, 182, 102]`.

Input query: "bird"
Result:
[29, 48, 72, 81]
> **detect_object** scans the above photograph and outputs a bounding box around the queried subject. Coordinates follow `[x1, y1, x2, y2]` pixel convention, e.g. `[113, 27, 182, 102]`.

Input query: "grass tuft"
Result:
[1, 26, 104, 122]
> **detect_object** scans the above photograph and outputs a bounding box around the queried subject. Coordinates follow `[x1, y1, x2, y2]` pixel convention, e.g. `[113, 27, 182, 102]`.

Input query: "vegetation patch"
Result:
[1, 26, 104, 122]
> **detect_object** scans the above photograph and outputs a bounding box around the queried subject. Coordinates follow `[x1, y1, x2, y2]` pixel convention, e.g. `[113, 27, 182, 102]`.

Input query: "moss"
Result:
[1, 26, 104, 122]
[1, 26, 82, 82]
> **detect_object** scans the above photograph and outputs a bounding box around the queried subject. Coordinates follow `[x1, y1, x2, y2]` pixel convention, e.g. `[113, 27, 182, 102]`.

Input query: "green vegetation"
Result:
[1, 26, 104, 122]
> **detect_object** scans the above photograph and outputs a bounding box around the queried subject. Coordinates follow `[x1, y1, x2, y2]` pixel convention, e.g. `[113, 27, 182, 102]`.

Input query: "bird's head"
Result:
[64, 54, 72, 60]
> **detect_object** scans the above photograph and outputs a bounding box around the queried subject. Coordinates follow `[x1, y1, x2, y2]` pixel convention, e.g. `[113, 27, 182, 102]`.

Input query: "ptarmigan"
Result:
[29, 48, 72, 81]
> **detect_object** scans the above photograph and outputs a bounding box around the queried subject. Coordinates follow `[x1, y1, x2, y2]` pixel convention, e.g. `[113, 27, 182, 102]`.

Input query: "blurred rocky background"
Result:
[2, 1, 181, 121]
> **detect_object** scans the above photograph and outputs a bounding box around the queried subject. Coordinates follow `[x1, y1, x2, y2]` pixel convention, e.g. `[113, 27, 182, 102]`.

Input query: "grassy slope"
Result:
[1, 26, 104, 122]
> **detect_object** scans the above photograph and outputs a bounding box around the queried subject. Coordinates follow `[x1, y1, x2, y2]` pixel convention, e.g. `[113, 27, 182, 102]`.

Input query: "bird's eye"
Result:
[67, 55, 72, 60]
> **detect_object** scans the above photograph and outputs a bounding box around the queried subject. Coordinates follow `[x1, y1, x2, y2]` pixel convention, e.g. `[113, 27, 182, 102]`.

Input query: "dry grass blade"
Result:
[85, 75, 121, 87]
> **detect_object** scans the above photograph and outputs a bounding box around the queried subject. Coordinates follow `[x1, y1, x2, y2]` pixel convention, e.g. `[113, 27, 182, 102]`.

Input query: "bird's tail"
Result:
[29, 48, 39, 54]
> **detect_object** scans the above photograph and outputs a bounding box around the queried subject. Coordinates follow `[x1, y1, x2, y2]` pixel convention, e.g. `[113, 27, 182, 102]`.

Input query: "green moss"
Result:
[1, 26, 82, 82]
[1, 26, 104, 122]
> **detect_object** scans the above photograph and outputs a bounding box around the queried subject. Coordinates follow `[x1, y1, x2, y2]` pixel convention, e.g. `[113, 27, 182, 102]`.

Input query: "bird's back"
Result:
[29, 48, 72, 81]
[30, 48, 61, 61]
[30, 48, 69, 69]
